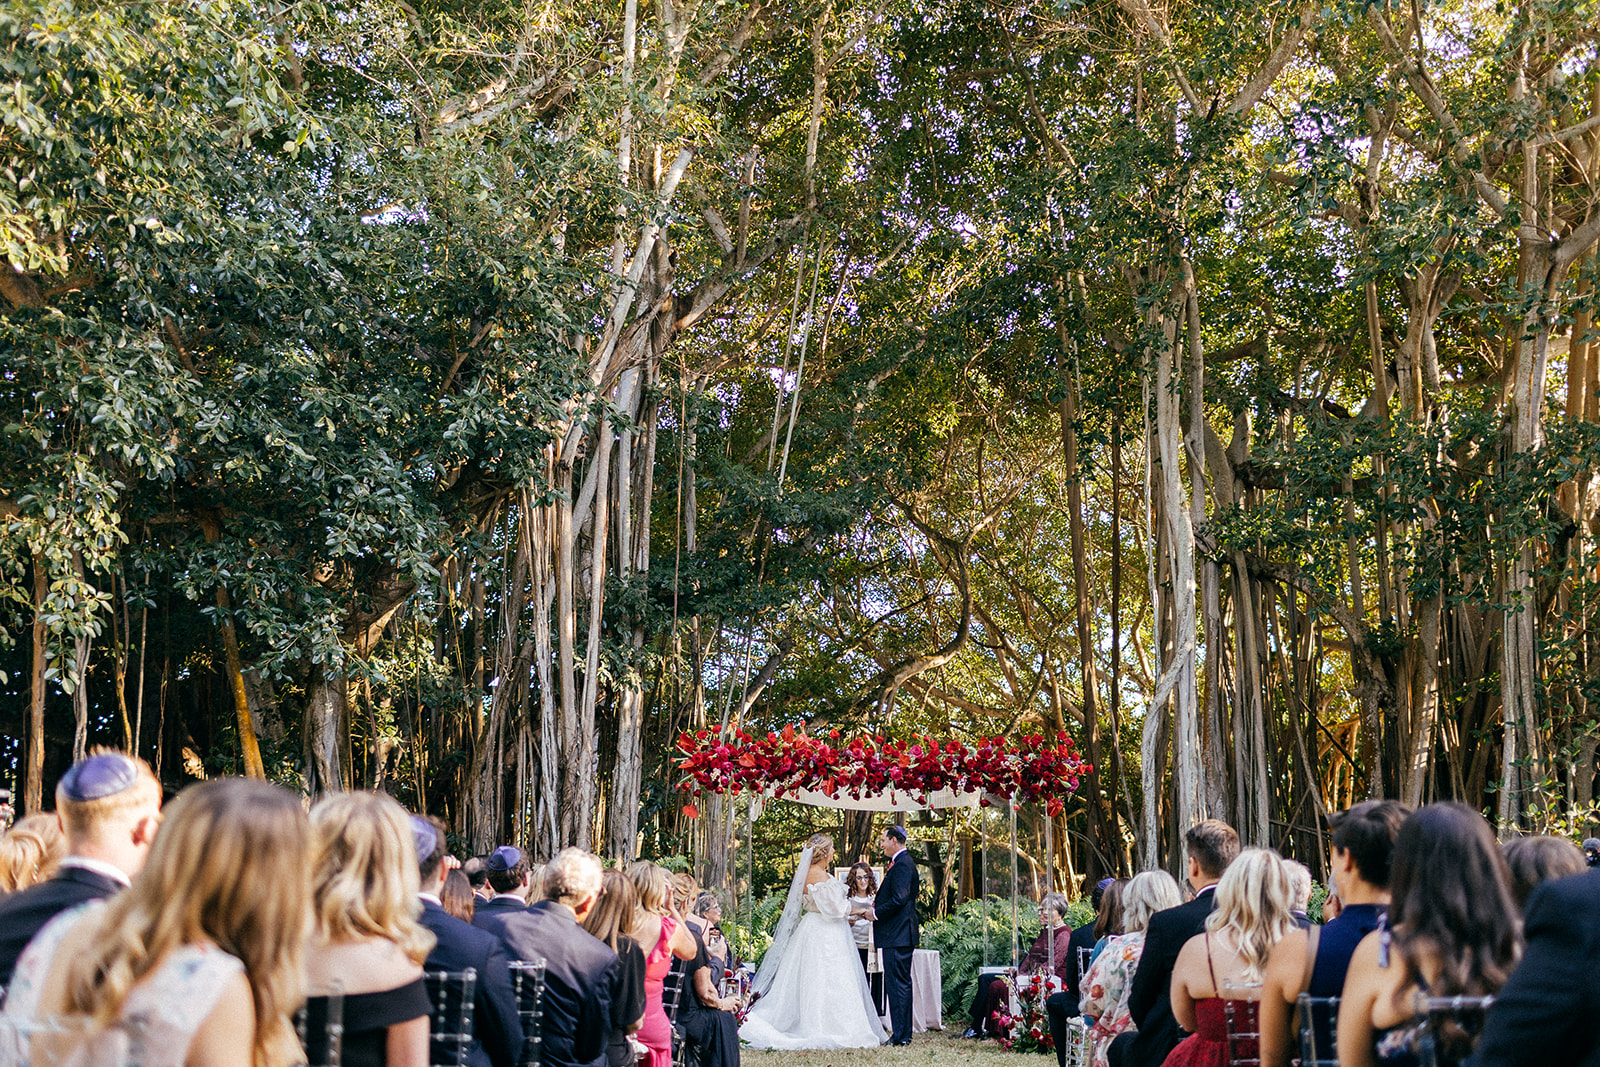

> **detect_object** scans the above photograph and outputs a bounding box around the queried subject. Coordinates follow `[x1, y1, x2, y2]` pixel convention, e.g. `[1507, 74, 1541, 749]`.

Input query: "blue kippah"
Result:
[410, 816, 438, 860]
[59, 753, 139, 802]
[486, 845, 523, 871]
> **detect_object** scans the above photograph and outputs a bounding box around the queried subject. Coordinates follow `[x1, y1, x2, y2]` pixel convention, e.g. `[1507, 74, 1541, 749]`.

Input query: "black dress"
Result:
[676, 934, 740, 1067]
[304, 977, 432, 1067]
[606, 936, 649, 1067]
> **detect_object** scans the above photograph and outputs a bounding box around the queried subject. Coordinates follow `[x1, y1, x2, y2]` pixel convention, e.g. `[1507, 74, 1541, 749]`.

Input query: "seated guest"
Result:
[1109, 818, 1240, 1067]
[442, 868, 478, 922]
[1284, 861, 1314, 927]
[478, 847, 619, 1067]
[1337, 803, 1520, 1067]
[582, 869, 649, 1067]
[630, 862, 702, 1067]
[0, 813, 65, 893]
[1167, 849, 1297, 1067]
[677, 910, 742, 1067]
[413, 816, 523, 1067]
[691, 891, 734, 976]
[1260, 800, 1406, 1067]
[2, 778, 310, 1067]
[968, 891, 1077, 1037]
[0, 750, 162, 985]
[475, 845, 535, 921]
[464, 855, 493, 901]
[1045, 877, 1116, 1063]
[1501, 835, 1586, 912]
[1465, 864, 1600, 1067]
[1080, 871, 1184, 1067]
[1088, 879, 1126, 967]
[307, 792, 434, 1067]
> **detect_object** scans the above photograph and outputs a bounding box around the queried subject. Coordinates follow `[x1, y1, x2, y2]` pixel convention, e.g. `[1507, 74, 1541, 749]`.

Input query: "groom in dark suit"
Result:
[874, 824, 920, 1046]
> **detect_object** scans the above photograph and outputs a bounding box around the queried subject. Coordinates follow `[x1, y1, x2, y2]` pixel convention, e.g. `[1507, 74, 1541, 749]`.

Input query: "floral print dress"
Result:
[1078, 931, 1148, 1067]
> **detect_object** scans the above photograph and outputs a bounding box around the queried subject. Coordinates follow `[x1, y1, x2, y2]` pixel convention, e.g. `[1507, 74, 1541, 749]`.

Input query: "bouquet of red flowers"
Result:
[995, 974, 1054, 1055]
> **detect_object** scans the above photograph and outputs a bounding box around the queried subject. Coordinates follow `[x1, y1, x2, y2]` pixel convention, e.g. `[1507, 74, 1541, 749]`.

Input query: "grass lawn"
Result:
[742, 1031, 1048, 1067]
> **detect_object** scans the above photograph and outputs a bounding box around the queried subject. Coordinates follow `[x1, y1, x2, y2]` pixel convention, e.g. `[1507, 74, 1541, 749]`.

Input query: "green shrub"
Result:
[920, 898, 1043, 1018]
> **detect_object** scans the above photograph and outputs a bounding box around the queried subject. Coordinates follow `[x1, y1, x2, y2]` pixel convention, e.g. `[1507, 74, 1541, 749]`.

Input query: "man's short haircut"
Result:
[485, 846, 532, 895]
[1283, 859, 1314, 910]
[462, 856, 489, 888]
[416, 815, 449, 883]
[884, 825, 907, 844]
[1329, 800, 1408, 889]
[543, 847, 604, 904]
[56, 749, 161, 837]
[1185, 819, 1240, 879]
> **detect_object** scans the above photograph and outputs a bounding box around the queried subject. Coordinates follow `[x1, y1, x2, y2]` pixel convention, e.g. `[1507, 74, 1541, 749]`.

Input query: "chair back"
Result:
[662, 958, 689, 1067]
[1076, 946, 1094, 985]
[295, 992, 346, 1067]
[509, 959, 546, 1067]
[1414, 995, 1494, 1067]
[1295, 994, 1339, 1067]
[1222, 998, 1262, 1067]
[424, 968, 478, 1067]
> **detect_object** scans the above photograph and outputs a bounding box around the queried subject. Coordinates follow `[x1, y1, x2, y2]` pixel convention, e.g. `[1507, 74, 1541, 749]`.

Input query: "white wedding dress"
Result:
[739, 874, 888, 1049]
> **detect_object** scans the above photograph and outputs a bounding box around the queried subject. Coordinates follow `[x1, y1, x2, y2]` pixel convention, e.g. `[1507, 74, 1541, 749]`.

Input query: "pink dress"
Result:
[638, 915, 679, 1067]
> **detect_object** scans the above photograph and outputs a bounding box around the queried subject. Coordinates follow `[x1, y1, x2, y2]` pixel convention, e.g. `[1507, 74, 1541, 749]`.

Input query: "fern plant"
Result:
[921, 897, 1043, 1017]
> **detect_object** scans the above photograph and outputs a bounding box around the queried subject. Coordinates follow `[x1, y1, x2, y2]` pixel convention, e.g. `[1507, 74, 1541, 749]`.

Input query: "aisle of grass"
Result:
[742, 1031, 1032, 1067]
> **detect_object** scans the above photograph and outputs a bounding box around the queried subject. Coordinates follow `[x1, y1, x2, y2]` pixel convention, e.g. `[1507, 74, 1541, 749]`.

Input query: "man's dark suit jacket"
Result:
[473, 897, 618, 1067]
[1063, 921, 1097, 1005]
[0, 865, 125, 986]
[873, 849, 920, 948]
[1466, 869, 1600, 1067]
[1114, 885, 1217, 1067]
[420, 897, 524, 1067]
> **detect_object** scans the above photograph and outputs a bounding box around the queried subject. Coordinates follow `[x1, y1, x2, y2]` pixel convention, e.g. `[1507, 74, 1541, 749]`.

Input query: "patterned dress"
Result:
[2, 902, 246, 1067]
[1079, 931, 1147, 1067]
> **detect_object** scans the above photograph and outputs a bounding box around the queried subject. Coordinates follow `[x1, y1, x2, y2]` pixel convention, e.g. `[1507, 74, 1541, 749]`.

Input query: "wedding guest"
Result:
[845, 862, 884, 1013]
[582, 868, 649, 1067]
[967, 891, 1076, 1037]
[307, 792, 434, 1067]
[0, 813, 65, 893]
[1045, 876, 1115, 1062]
[1109, 818, 1239, 1067]
[1080, 870, 1184, 1067]
[464, 855, 493, 901]
[442, 869, 478, 922]
[413, 816, 523, 1067]
[475, 845, 535, 923]
[1465, 865, 1600, 1066]
[1337, 803, 1520, 1067]
[1165, 849, 1296, 1067]
[1284, 861, 1313, 927]
[629, 862, 700, 1067]
[0, 750, 163, 985]
[677, 908, 743, 1067]
[1260, 799, 1406, 1067]
[480, 847, 618, 1067]
[1089, 879, 1127, 966]
[1501, 835, 1586, 911]
[2, 777, 310, 1067]
[692, 891, 733, 976]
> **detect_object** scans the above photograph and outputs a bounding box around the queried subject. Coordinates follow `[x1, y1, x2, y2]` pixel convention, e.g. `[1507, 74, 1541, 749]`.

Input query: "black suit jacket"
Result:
[420, 898, 524, 1067]
[1466, 869, 1600, 1067]
[1062, 921, 1098, 1006]
[1122, 886, 1217, 1067]
[0, 865, 125, 985]
[473, 898, 618, 1067]
[874, 849, 920, 949]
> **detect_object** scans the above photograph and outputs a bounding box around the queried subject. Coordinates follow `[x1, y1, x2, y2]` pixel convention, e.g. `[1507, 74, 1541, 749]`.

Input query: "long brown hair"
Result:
[61, 778, 311, 1067]
[583, 868, 641, 952]
[310, 791, 435, 964]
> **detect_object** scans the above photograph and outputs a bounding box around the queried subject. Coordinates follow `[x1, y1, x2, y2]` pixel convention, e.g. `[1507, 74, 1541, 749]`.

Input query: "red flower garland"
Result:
[675, 726, 1090, 816]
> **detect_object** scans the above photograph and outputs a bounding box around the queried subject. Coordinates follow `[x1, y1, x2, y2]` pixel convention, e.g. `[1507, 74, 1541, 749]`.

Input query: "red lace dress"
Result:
[1161, 934, 1259, 1067]
[638, 915, 680, 1067]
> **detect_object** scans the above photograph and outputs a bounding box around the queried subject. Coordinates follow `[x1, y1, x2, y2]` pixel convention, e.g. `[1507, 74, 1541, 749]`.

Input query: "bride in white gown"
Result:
[739, 834, 888, 1049]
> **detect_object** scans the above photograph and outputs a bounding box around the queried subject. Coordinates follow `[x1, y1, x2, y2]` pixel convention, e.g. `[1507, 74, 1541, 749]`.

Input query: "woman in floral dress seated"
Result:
[1080, 871, 1185, 1067]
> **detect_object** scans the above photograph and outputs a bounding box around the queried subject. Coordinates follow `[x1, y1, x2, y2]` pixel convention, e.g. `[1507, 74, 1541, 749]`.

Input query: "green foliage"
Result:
[721, 891, 787, 969]
[921, 897, 1044, 1019]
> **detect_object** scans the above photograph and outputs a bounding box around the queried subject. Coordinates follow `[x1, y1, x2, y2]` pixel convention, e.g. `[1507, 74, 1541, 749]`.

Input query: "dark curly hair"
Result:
[846, 861, 878, 895]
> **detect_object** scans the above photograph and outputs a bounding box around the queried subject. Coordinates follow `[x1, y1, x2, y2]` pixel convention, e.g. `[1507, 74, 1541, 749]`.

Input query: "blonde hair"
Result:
[1205, 848, 1295, 982]
[56, 749, 161, 838]
[61, 778, 311, 1067]
[0, 813, 66, 892]
[310, 792, 435, 965]
[629, 861, 670, 913]
[806, 833, 835, 863]
[1121, 870, 1185, 934]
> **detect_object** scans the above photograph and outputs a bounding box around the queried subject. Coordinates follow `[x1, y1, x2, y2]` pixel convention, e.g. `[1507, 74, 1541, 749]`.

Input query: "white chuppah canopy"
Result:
[772, 786, 982, 812]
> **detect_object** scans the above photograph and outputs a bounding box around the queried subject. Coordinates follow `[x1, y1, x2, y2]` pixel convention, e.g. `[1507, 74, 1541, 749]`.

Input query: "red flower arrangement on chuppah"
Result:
[674, 725, 1090, 816]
